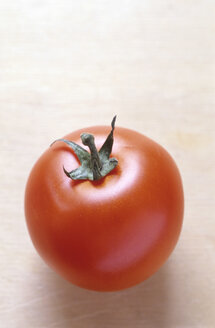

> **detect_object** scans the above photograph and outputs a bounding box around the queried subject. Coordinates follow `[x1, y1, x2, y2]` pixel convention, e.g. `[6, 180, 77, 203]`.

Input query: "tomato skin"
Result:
[25, 126, 184, 291]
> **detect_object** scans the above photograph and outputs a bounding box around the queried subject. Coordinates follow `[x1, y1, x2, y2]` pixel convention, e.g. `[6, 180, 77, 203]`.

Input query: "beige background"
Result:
[0, 1, 214, 327]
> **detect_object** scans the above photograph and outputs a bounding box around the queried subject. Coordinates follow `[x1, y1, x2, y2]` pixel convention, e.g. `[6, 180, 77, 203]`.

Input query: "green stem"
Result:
[50, 116, 118, 181]
[81, 133, 102, 180]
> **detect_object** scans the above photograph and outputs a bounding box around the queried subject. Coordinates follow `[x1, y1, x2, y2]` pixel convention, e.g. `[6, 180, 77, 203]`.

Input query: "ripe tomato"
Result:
[25, 118, 184, 291]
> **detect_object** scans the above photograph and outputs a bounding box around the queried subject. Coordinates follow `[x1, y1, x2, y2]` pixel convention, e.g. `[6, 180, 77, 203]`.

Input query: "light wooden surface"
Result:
[0, 1, 214, 327]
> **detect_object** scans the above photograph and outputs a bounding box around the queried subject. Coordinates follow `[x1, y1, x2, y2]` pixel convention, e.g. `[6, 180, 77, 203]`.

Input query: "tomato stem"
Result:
[51, 116, 118, 181]
[81, 133, 102, 180]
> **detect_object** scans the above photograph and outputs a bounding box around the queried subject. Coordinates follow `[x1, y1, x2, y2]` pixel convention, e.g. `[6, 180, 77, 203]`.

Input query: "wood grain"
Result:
[0, 1, 214, 327]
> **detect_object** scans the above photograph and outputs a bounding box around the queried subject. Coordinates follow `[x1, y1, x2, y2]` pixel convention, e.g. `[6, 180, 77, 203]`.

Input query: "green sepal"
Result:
[51, 116, 118, 181]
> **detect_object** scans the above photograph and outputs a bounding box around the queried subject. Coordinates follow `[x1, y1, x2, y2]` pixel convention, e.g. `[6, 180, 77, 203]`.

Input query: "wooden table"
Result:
[0, 1, 214, 327]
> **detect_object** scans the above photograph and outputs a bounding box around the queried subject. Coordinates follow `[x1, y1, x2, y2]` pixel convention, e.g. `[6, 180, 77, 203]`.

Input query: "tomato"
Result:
[25, 118, 184, 291]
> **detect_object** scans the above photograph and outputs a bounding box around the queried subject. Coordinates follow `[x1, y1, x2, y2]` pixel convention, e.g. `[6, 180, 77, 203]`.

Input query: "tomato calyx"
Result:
[51, 116, 118, 181]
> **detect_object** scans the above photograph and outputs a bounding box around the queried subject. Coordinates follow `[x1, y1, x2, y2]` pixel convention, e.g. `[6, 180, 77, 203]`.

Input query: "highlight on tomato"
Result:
[25, 116, 184, 291]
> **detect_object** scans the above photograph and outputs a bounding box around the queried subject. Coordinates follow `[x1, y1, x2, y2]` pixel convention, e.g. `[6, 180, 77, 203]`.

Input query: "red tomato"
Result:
[25, 121, 184, 291]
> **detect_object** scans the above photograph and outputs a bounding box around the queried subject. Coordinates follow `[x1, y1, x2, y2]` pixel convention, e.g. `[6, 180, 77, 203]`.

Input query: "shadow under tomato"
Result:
[26, 255, 172, 328]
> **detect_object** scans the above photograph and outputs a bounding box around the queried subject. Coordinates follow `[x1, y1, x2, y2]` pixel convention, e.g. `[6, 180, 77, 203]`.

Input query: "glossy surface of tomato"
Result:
[25, 126, 184, 291]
